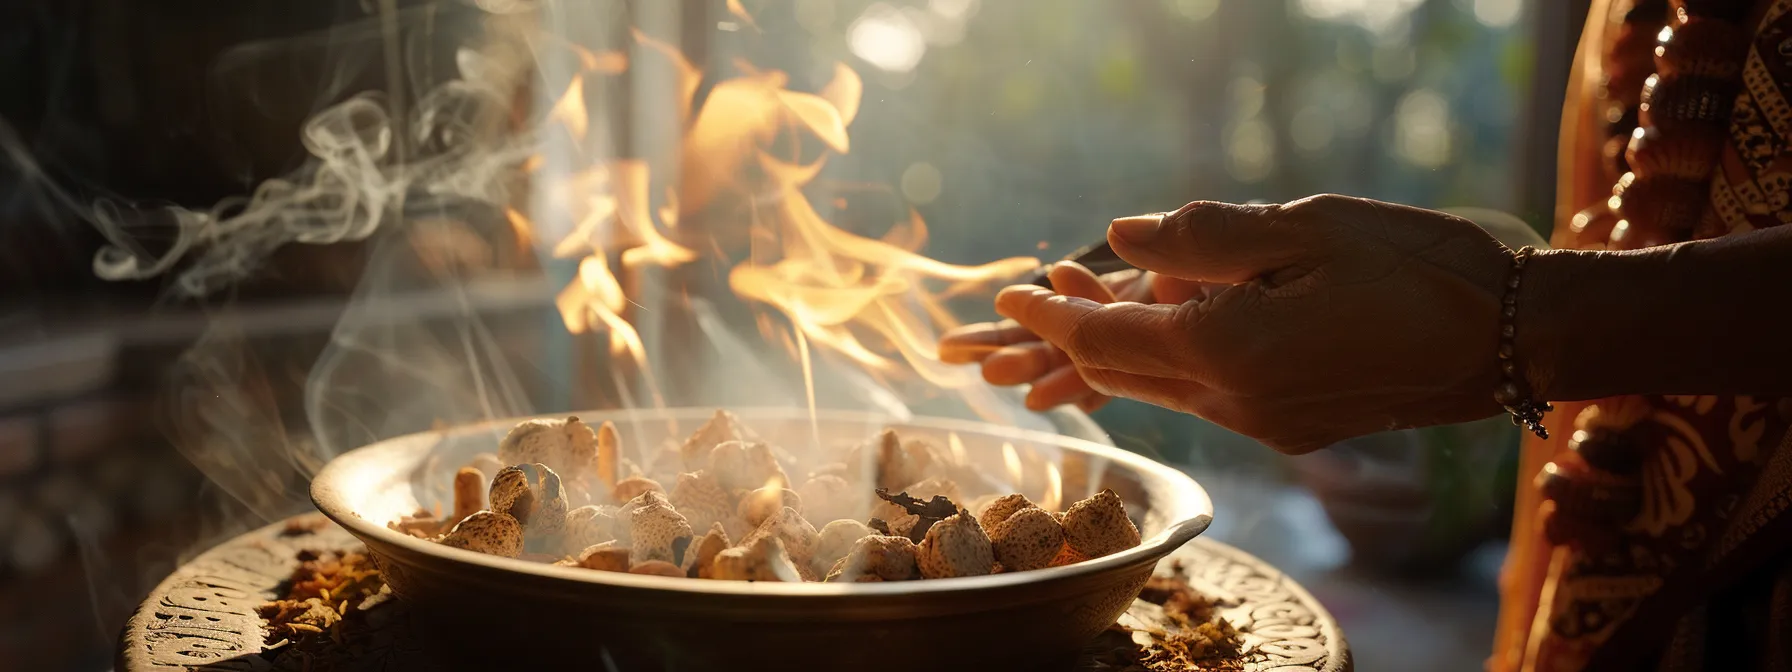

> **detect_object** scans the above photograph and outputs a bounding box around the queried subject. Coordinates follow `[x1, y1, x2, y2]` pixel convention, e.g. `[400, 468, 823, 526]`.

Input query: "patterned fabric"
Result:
[1491, 1, 1792, 670]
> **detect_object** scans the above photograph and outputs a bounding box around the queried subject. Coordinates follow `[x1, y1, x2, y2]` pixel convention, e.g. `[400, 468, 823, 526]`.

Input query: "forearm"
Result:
[1519, 224, 1792, 401]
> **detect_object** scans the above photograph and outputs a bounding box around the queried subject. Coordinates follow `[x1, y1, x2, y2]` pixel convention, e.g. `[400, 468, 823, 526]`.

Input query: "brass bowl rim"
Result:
[312, 406, 1213, 597]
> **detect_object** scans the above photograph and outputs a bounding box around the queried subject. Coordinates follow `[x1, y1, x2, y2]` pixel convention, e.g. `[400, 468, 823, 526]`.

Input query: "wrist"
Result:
[1513, 246, 1658, 402]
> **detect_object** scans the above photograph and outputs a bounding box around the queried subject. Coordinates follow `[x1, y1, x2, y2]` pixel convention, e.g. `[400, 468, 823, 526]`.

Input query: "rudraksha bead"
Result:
[1625, 124, 1725, 180]
[1542, 501, 1622, 552]
[1641, 73, 1737, 125]
[1607, 22, 1667, 103]
[1570, 427, 1646, 475]
[1536, 461, 1642, 522]
[1613, 171, 1707, 232]
[1655, 17, 1750, 79]
[1604, 133, 1634, 177]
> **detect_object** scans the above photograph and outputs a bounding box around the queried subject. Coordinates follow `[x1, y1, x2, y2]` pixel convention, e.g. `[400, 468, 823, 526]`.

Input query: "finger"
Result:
[1107, 201, 1317, 283]
[982, 342, 1071, 385]
[1111, 270, 1152, 303]
[1046, 261, 1119, 303]
[994, 285, 1202, 379]
[1024, 365, 1097, 411]
[938, 319, 1039, 364]
[1149, 274, 1211, 305]
[1075, 394, 1111, 413]
[1079, 368, 1211, 415]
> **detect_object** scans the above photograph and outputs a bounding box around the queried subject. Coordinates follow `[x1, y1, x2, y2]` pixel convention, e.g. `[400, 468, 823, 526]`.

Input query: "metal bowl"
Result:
[312, 408, 1212, 672]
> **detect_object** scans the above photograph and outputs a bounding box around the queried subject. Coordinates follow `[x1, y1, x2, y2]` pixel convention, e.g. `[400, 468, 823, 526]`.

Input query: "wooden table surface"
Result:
[118, 514, 1349, 672]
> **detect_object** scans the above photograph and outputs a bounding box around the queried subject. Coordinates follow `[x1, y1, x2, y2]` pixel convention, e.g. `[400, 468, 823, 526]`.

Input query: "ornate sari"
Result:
[1491, 1, 1792, 669]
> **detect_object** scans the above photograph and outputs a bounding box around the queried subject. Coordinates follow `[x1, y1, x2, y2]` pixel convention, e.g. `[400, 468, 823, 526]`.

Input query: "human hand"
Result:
[946, 195, 1516, 454]
[939, 262, 1218, 413]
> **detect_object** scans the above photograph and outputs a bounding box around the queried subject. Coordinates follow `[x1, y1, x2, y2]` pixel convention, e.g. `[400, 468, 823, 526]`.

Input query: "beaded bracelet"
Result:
[1494, 246, 1553, 439]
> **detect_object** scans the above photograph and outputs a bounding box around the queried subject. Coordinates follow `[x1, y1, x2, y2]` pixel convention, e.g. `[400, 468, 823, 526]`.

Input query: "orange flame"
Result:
[513, 24, 1036, 420]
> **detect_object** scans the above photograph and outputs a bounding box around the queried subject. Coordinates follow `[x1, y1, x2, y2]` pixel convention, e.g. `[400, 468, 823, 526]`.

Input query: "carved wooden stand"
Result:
[118, 515, 1350, 672]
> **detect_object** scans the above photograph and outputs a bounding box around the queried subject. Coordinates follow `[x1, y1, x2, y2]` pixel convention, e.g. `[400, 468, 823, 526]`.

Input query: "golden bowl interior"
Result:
[312, 407, 1213, 596]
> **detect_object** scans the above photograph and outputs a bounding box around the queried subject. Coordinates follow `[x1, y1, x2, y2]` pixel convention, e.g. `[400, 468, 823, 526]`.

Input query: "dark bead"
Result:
[1507, 275, 1522, 289]
[1543, 506, 1622, 552]
[1503, 292, 1518, 305]
[1571, 428, 1646, 475]
[1537, 460, 1643, 520]
[1603, 133, 1634, 177]
[1502, 361, 1518, 377]
[1625, 123, 1725, 181]
[1614, 172, 1707, 233]
[1501, 324, 1516, 338]
[1641, 73, 1737, 125]
[1655, 17, 1749, 79]
[1536, 462, 1571, 499]
[1502, 305, 1517, 319]
[1499, 344, 1515, 359]
[1607, 22, 1665, 104]
[1494, 382, 1522, 405]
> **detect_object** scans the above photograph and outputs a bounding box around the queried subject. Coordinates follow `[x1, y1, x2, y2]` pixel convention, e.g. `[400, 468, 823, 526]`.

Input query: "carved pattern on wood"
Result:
[120, 516, 1349, 672]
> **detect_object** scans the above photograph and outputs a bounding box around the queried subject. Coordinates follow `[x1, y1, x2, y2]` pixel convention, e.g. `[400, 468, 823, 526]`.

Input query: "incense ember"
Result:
[385, 411, 1141, 581]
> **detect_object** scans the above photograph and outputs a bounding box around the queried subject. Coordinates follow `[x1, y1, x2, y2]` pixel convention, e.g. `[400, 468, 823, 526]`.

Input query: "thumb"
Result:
[1107, 201, 1317, 284]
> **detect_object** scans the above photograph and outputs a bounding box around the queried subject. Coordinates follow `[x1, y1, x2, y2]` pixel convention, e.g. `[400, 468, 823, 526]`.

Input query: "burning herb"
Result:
[1086, 574, 1243, 671]
[257, 549, 391, 663]
[873, 488, 962, 543]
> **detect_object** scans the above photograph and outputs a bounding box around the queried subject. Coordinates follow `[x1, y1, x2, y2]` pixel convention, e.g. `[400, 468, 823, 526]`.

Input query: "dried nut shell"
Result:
[798, 475, 860, 524]
[489, 467, 536, 524]
[737, 486, 803, 527]
[561, 505, 619, 554]
[629, 560, 685, 577]
[522, 463, 569, 538]
[451, 467, 486, 524]
[441, 511, 524, 558]
[690, 523, 732, 577]
[614, 491, 672, 544]
[739, 506, 818, 563]
[901, 439, 948, 480]
[710, 536, 802, 582]
[870, 477, 960, 538]
[561, 417, 600, 482]
[627, 500, 694, 566]
[1063, 489, 1141, 558]
[710, 441, 789, 492]
[680, 410, 758, 471]
[846, 429, 923, 490]
[991, 507, 1066, 572]
[498, 417, 597, 480]
[978, 493, 1036, 531]
[742, 442, 790, 491]
[1047, 542, 1090, 568]
[575, 542, 632, 572]
[612, 475, 665, 504]
[826, 534, 919, 582]
[916, 512, 994, 579]
[669, 470, 734, 533]
[811, 519, 873, 576]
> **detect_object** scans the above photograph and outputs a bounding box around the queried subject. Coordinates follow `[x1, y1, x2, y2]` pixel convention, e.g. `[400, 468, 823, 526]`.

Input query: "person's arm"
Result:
[1521, 224, 1792, 400]
[944, 194, 1792, 454]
